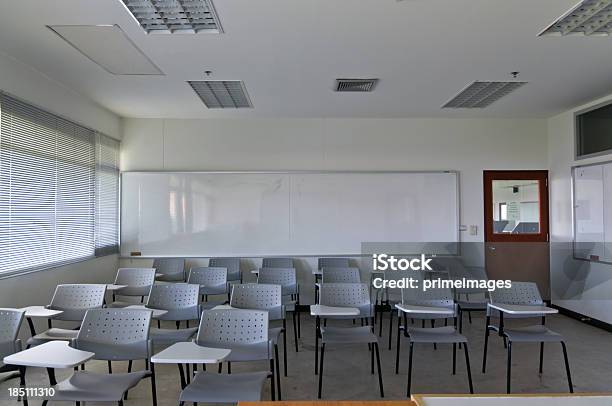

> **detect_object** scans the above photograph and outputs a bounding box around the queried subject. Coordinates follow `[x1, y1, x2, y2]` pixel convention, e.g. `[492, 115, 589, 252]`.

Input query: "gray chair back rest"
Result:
[320, 283, 372, 317]
[153, 258, 185, 281]
[188, 267, 228, 287]
[318, 257, 350, 269]
[489, 281, 543, 305]
[49, 284, 106, 321]
[76, 308, 151, 361]
[196, 309, 270, 360]
[147, 283, 200, 321]
[0, 309, 24, 362]
[115, 268, 156, 296]
[262, 257, 294, 268]
[449, 266, 489, 295]
[321, 267, 361, 283]
[230, 283, 283, 320]
[382, 269, 424, 302]
[257, 268, 297, 295]
[400, 285, 455, 310]
[209, 258, 241, 281]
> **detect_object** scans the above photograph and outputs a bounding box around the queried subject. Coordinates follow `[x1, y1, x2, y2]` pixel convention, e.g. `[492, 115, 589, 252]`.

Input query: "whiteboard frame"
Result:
[119, 170, 461, 258]
[572, 160, 612, 265]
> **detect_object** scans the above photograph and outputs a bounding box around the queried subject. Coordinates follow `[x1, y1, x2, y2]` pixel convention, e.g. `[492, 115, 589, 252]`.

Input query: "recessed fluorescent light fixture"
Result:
[335, 79, 378, 92]
[539, 0, 612, 36]
[442, 81, 527, 109]
[48, 25, 163, 75]
[188, 81, 253, 108]
[119, 0, 223, 34]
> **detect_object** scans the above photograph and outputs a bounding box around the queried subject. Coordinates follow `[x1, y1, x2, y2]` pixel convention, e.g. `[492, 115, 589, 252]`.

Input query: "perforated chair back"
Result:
[49, 284, 106, 321]
[450, 266, 489, 295]
[115, 268, 156, 296]
[147, 283, 200, 321]
[231, 283, 283, 320]
[490, 281, 543, 305]
[0, 309, 24, 363]
[382, 270, 424, 303]
[262, 257, 294, 268]
[209, 257, 241, 281]
[196, 309, 270, 360]
[319, 283, 372, 317]
[400, 285, 455, 311]
[258, 268, 297, 296]
[321, 267, 361, 283]
[318, 257, 350, 269]
[153, 258, 185, 281]
[188, 267, 228, 287]
[75, 308, 152, 361]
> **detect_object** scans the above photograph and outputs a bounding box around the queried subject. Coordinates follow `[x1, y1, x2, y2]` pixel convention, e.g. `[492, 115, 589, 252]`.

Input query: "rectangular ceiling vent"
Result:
[539, 0, 612, 36]
[335, 79, 378, 92]
[188, 81, 253, 108]
[120, 0, 223, 34]
[442, 81, 527, 109]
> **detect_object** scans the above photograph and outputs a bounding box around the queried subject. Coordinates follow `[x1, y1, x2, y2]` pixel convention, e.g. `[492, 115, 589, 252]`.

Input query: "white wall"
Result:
[0, 51, 122, 310]
[548, 94, 612, 323]
[121, 117, 548, 302]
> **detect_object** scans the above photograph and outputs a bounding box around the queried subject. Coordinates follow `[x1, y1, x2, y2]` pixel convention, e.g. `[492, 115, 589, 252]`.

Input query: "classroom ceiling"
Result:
[0, 0, 610, 119]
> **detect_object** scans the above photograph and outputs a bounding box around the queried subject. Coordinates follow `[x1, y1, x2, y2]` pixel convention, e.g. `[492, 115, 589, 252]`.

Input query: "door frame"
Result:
[483, 170, 549, 243]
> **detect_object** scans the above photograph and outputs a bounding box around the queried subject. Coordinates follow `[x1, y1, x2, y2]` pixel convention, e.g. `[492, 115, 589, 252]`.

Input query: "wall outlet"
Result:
[469, 225, 478, 236]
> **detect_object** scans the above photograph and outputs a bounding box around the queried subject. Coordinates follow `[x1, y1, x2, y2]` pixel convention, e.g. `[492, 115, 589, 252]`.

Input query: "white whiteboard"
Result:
[120, 171, 459, 257]
[573, 162, 612, 263]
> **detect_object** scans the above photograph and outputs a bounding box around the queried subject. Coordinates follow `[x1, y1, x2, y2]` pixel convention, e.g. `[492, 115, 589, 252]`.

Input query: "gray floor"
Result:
[1, 311, 611, 405]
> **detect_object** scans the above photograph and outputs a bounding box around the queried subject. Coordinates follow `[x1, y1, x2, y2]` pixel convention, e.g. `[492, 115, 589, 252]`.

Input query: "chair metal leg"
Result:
[388, 308, 394, 350]
[19, 366, 28, 406]
[378, 306, 384, 337]
[274, 344, 282, 400]
[177, 364, 186, 389]
[539, 342, 544, 374]
[283, 320, 288, 376]
[482, 316, 490, 373]
[297, 305, 301, 338]
[463, 343, 474, 394]
[371, 340, 375, 374]
[407, 342, 414, 397]
[506, 341, 512, 394]
[317, 343, 325, 399]
[269, 359, 276, 401]
[395, 315, 402, 374]
[292, 311, 299, 353]
[315, 316, 320, 374]
[561, 341, 574, 393]
[226, 362, 230, 374]
[452, 343, 457, 375]
[150, 360, 158, 406]
[108, 360, 113, 374]
[374, 342, 384, 398]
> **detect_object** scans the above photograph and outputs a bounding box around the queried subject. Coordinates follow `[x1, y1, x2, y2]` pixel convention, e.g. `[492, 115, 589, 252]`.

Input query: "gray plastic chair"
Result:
[262, 257, 294, 268]
[258, 267, 301, 345]
[316, 283, 383, 398]
[0, 309, 25, 387]
[321, 267, 361, 283]
[231, 283, 287, 380]
[28, 284, 107, 346]
[179, 309, 273, 403]
[187, 266, 229, 302]
[147, 284, 200, 345]
[153, 258, 185, 282]
[109, 268, 156, 306]
[451, 266, 489, 334]
[395, 285, 473, 396]
[47, 308, 157, 406]
[318, 257, 350, 269]
[209, 257, 241, 282]
[483, 281, 573, 393]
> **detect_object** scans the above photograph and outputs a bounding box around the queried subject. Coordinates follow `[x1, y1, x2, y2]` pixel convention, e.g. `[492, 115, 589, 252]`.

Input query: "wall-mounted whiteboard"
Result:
[120, 171, 459, 257]
[573, 162, 612, 263]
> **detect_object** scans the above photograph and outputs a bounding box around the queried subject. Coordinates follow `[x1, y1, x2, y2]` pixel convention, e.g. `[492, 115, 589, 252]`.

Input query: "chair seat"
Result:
[27, 328, 79, 346]
[404, 326, 467, 344]
[149, 327, 198, 344]
[223, 342, 271, 362]
[180, 371, 270, 403]
[503, 325, 564, 343]
[156, 273, 184, 282]
[200, 285, 228, 296]
[457, 300, 487, 310]
[50, 371, 149, 401]
[200, 300, 227, 310]
[107, 300, 142, 308]
[321, 326, 377, 344]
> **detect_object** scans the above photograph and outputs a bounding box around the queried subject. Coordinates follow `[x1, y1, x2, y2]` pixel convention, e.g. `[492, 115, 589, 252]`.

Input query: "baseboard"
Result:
[551, 304, 612, 333]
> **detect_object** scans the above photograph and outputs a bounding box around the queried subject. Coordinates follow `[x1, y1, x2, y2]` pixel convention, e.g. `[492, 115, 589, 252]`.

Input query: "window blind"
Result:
[95, 133, 120, 256]
[0, 93, 118, 276]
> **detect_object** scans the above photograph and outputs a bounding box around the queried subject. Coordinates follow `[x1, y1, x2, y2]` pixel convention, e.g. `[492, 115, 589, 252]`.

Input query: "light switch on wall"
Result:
[469, 225, 478, 236]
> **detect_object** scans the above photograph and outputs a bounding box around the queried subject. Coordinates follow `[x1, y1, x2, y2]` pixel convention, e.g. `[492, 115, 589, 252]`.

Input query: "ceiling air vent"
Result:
[442, 81, 527, 109]
[119, 0, 223, 34]
[335, 79, 378, 92]
[188, 81, 253, 108]
[539, 0, 612, 36]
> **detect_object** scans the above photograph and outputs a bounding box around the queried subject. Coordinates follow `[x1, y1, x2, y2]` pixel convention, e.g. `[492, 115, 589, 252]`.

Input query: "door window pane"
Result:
[492, 180, 540, 234]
